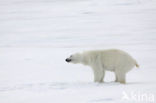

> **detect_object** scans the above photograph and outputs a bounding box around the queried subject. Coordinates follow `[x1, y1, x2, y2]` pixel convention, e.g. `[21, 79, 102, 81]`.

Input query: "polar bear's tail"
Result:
[134, 60, 139, 68]
[136, 63, 139, 68]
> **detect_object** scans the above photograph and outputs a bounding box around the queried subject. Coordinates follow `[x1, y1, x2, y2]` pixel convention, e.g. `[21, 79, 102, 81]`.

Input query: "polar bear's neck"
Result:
[81, 52, 95, 66]
[79, 53, 88, 65]
[81, 51, 102, 66]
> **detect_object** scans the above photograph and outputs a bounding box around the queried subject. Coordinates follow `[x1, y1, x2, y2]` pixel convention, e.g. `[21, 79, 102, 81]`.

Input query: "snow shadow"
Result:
[0, 81, 149, 92]
[0, 82, 122, 92]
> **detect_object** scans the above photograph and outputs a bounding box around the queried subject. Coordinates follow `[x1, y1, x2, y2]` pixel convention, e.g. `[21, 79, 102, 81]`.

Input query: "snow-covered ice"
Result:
[0, 0, 156, 103]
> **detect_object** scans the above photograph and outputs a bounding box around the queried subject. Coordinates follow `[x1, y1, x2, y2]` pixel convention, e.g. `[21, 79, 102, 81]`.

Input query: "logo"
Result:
[121, 91, 155, 102]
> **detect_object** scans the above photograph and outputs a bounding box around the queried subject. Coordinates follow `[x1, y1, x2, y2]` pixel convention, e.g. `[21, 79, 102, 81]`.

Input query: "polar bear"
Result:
[65, 49, 139, 84]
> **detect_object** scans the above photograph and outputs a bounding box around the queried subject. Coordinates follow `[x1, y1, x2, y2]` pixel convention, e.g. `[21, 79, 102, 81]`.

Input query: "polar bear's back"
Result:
[85, 49, 137, 72]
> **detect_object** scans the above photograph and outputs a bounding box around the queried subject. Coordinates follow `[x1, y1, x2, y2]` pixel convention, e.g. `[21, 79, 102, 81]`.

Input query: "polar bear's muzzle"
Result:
[65, 58, 72, 62]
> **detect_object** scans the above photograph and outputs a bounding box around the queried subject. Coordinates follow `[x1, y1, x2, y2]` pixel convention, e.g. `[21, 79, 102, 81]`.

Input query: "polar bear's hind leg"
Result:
[115, 71, 126, 84]
[114, 72, 118, 82]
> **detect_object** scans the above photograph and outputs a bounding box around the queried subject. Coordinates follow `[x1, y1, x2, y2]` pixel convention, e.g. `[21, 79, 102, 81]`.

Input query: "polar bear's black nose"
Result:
[65, 58, 71, 62]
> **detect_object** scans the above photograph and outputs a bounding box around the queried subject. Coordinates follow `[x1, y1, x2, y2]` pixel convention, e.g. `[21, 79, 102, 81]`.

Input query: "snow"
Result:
[0, 0, 156, 103]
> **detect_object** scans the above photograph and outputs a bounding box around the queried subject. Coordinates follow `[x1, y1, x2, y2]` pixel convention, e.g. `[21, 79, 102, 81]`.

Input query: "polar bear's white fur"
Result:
[66, 49, 139, 84]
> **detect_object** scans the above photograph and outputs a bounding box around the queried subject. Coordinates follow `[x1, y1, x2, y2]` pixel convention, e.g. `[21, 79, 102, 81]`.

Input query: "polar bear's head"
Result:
[65, 53, 82, 64]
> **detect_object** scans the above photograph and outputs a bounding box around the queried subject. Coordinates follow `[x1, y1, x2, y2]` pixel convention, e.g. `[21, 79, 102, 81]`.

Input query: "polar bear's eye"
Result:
[70, 55, 73, 58]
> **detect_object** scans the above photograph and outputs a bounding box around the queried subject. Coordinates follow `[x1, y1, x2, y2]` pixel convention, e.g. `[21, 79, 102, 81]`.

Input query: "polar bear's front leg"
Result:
[92, 66, 105, 83]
